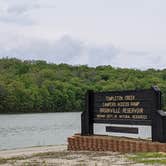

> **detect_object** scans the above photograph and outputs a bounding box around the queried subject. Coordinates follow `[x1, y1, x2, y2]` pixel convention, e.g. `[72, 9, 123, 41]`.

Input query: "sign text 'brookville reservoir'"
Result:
[94, 95, 149, 121]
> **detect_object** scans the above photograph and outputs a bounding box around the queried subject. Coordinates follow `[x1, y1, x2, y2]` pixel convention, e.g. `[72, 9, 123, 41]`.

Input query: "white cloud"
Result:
[5, 4, 40, 15]
[0, 0, 55, 25]
[0, 1, 37, 25]
[0, 35, 165, 69]
[0, 0, 165, 69]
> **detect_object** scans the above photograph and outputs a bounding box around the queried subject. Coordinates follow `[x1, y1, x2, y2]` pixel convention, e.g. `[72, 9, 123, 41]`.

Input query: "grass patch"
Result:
[32, 151, 69, 159]
[0, 156, 27, 165]
[0, 158, 7, 164]
[128, 152, 166, 165]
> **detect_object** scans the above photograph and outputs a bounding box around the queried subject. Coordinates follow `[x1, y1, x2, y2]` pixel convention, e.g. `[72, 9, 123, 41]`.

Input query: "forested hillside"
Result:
[0, 58, 166, 113]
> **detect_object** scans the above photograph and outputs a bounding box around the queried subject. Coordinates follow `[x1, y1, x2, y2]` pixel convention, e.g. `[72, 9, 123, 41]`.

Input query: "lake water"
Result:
[0, 112, 151, 150]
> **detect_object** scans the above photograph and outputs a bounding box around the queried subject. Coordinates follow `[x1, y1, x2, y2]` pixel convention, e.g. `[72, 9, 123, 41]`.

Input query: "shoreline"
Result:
[0, 145, 67, 158]
[0, 145, 145, 166]
[0, 111, 82, 115]
[0, 145, 134, 166]
[0, 145, 165, 165]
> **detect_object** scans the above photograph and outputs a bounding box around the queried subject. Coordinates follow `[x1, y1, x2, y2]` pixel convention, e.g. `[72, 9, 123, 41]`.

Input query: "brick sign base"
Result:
[68, 134, 166, 152]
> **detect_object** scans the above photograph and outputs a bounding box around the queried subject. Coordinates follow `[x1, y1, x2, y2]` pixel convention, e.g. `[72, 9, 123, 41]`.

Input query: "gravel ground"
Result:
[0, 145, 147, 166]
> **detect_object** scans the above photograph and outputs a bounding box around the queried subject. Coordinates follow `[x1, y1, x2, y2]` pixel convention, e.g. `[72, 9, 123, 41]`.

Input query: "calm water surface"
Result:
[0, 112, 151, 150]
[0, 112, 81, 150]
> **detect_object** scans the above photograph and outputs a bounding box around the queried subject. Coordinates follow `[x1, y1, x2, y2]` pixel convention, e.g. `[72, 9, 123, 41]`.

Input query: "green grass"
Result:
[128, 152, 166, 165]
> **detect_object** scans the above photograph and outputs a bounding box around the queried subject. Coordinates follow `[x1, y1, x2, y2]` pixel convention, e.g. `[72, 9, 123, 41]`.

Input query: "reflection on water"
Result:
[0, 112, 151, 150]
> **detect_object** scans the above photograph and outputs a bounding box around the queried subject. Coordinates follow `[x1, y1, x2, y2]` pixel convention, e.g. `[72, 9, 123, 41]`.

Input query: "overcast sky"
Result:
[0, 0, 166, 69]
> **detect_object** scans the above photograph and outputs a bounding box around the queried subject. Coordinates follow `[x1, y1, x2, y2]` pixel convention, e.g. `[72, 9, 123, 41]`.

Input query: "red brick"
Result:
[67, 135, 166, 152]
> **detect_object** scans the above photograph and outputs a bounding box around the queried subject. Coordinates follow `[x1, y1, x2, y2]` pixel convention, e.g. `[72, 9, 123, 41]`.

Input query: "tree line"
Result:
[0, 58, 166, 113]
